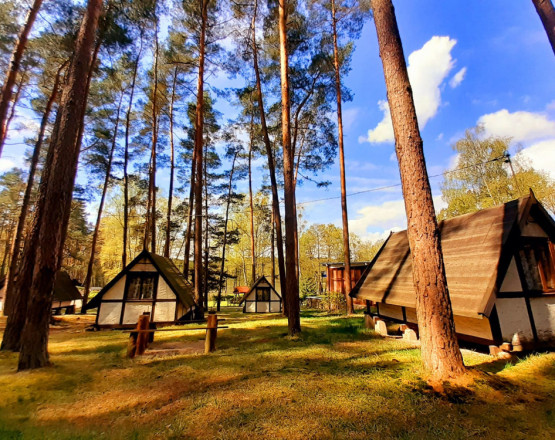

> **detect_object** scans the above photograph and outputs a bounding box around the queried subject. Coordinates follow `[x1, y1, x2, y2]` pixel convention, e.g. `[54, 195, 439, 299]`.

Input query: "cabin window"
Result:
[256, 288, 270, 302]
[519, 240, 555, 292]
[127, 273, 157, 300]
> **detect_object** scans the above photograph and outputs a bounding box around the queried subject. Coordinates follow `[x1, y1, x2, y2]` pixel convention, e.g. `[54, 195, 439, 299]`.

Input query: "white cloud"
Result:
[349, 196, 448, 240]
[363, 36, 457, 144]
[517, 139, 555, 180]
[478, 109, 555, 143]
[0, 158, 16, 172]
[449, 67, 466, 88]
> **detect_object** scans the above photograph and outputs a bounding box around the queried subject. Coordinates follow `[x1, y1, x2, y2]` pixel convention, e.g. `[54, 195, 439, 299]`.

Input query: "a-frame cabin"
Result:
[351, 192, 555, 348]
[85, 249, 197, 328]
[240, 275, 282, 313]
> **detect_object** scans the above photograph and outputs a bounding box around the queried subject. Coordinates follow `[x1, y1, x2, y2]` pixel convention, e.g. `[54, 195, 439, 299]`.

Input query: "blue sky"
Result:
[1, 1, 554, 244]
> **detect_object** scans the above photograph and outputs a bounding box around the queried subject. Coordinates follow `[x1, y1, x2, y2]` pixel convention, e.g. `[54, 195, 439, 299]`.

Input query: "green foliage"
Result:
[439, 126, 555, 219]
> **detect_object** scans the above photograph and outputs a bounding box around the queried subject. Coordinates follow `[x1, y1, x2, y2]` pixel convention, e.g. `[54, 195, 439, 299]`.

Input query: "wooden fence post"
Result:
[136, 313, 151, 356]
[205, 313, 218, 354]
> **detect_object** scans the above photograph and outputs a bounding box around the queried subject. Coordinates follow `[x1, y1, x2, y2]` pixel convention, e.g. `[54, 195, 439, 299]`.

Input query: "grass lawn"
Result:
[0, 310, 554, 439]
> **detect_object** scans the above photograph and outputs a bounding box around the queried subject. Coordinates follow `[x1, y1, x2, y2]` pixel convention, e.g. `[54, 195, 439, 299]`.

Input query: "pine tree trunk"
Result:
[81, 91, 123, 312]
[217, 152, 238, 312]
[331, 0, 353, 314]
[2, 61, 66, 317]
[123, 37, 143, 268]
[164, 67, 178, 258]
[532, 0, 555, 54]
[372, 0, 465, 381]
[16, 0, 103, 370]
[252, 0, 287, 311]
[271, 210, 275, 287]
[203, 143, 209, 311]
[0, 0, 43, 157]
[0, 71, 26, 147]
[193, 0, 209, 316]
[148, 25, 160, 253]
[278, 0, 300, 335]
[183, 148, 196, 279]
[248, 115, 256, 284]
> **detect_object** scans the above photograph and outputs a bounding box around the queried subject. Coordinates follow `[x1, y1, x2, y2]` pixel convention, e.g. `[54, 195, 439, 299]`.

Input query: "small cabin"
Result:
[351, 193, 555, 348]
[85, 249, 196, 328]
[51, 271, 83, 314]
[240, 276, 282, 313]
[323, 261, 371, 295]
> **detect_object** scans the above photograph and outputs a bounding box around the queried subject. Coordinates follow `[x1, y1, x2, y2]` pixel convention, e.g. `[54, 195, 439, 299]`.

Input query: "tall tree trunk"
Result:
[251, 0, 287, 311]
[0, 0, 43, 157]
[532, 0, 555, 54]
[183, 147, 196, 279]
[372, 0, 465, 381]
[248, 113, 256, 284]
[148, 25, 160, 253]
[203, 145, 209, 311]
[331, 0, 353, 314]
[2, 61, 66, 317]
[278, 0, 300, 335]
[1, 219, 16, 275]
[164, 67, 178, 258]
[81, 91, 123, 312]
[16, 0, 103, 370]
[123, 36, 143, 268]
[217, 152, 238, 311]
[193, 0, 209, 316]
[0, 71, 26, 147]
[271, 210, 275, 287]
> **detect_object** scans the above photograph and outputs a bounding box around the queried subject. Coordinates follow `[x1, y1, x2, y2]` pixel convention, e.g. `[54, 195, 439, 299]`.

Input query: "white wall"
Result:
[157, 278, 174, 299]
[530, 296, 555, 342]
[154, 302, 176, 322]
[98, 302, 123, 325]
[122, 303, 152, 324]
[103, 277, 126, 300]
[499, 257, 523, 292]
[496, 297, 534, 342]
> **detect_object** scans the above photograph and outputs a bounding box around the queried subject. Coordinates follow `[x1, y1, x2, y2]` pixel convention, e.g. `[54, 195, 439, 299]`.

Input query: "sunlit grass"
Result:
[0, 310, 554, 439]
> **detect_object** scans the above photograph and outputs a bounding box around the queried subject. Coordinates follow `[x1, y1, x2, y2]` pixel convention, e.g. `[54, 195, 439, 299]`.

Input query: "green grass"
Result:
[0, 310, 554, 439]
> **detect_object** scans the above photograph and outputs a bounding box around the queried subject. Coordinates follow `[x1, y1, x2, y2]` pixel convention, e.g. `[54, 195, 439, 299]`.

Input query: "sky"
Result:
[1, 0, 554, 245]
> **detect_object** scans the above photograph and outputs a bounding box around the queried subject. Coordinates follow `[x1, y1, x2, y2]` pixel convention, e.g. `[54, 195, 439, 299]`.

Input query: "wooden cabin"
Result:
[85, 249, 197, 328]
[51, 271, 83, 314]
[323, 261, 371, 294]
[351, 193, 555, 348]
[240, 276, 282, 313]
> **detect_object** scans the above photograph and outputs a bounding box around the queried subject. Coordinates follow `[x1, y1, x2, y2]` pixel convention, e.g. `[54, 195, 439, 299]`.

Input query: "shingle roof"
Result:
[85, 250, 195, 310]
[351, 193, 555, 318]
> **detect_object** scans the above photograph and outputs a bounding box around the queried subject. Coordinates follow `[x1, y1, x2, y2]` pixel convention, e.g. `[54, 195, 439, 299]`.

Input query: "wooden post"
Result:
[126, 332, 138, 358]
[136, 313, 150, 356]
[205, 313, 217, 354]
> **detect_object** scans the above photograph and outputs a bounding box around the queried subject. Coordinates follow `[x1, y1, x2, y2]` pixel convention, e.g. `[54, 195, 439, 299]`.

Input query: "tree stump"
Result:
[205, 313, 218, 354]
[135, 314, 150, 356]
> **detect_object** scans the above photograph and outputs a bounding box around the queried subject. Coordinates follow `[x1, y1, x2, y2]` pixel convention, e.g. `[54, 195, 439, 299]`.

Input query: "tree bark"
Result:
[248, 113, 256, 284]
[183, 147, 196, 279]
[164, 67, 178, 258]
[252, 0, 287, 312]
[372, 0, 465, 381]
[278, 0, 300, 335]
[123, 36, 142, 268]
[0, 0, 43, 157]
[532, 0, 555, 55]
[16, 0, 103, 370]
[217, 151, 238, 311]
[193, 0, 209, 317]
[2, 61, 66, 318]
[331, 0, 354, 314]
[203, 143, 209, 311]
[81, 91, 123, 312]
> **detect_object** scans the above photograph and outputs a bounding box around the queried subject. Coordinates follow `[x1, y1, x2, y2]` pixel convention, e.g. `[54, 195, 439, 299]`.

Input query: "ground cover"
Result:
[0, 310, 554, 439]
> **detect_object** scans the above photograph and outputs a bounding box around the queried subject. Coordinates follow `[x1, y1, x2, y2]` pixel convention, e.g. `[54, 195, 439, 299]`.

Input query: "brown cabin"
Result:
[350, 192, 555, 347]
[323, 262, 371, 305]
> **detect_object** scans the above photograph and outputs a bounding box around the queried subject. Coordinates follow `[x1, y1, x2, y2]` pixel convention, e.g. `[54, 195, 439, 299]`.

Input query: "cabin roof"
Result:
[233, 286, 250, 294]
[322, 261, 372, 268]
[239, 275, 281, 304]
[53, 271, 82, 302]
[350, 192, 555, 318]
[85, 250, 195, 310]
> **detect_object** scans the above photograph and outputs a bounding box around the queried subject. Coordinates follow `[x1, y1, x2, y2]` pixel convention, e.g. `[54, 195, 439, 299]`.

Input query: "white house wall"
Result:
[496, 297, 534, 342]
[245, 301, 256, 312]
[529, 296, 555, 342]
[154, 302, 176, 322]
[103, 276, 126, 300]
[499, 258, 523, 292]
[157, 278, 174, 299]
[270, 301, 281, 312]
[270, 290, 280, 301]
[130, 260, 156, 272]
[98, 302, 123, 325]
[257, 302, 269, 313]
[123, 302, 153, 324]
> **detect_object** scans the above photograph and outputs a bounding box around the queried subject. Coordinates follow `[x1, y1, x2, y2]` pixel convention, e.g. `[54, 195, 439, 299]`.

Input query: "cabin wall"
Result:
[529, 296, 555, 342]
[495, 298, 534, 342]
[98, 302, 123, 325]
[378, 303, 493, 341]
[123, 303, 152, 324]
[521, 216, 548, 238]
[242, 285, 281, 313]
[103, 277, 126, 300]
[499, 258, 523, 292]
